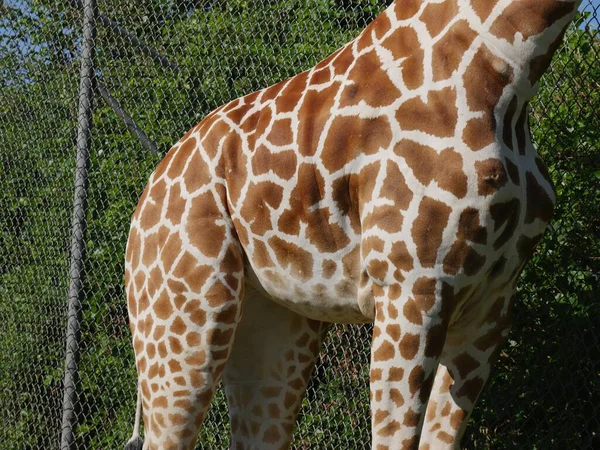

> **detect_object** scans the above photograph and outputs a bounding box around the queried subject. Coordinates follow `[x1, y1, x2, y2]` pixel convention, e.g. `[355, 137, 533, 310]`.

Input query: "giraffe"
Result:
[124, 0, 582, 448]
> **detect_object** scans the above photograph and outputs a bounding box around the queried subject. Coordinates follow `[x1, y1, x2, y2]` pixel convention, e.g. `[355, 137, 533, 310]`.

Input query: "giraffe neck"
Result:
[382, 0, 581, 99]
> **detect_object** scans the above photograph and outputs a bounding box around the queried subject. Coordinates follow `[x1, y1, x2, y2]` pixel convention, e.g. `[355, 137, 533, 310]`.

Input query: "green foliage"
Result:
[0, 1, 598, 449]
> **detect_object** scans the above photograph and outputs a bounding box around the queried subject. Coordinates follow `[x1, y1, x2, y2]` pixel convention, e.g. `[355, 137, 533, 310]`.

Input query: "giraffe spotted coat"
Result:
[125, 0, 582, 448]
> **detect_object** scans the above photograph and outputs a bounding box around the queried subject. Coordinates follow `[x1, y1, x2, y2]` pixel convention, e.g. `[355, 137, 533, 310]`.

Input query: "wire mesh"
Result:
[0, 0, 598, 449]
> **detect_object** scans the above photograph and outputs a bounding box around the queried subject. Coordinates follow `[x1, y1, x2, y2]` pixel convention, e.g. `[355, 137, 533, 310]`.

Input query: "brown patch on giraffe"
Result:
[390, 389, 405, 407]
[367, 259, 389, 283]
[395, 0, 420, 20]
[381, 161, 414, 209]
[161, 140, 191, 180]
[517, 234, 544, 261]
[490, 198, 521, 249]
[421, 0, 458, 37]
[170, 316, 186, 336]
[152, 325, 165, 341]
[141, 233, 159, 268]
[183, 147, 211, 195]
[260, 78, 287, 102]
[166, 278, 186, 308]
[386, 324, 401, 342]
[371, 368, 383, 383]
[377, 420, 401, 437]
[252, 239, 275, 269]
[139, 181, 165, 231]
[321, 259, 337, 279]
[183, 301, 206, 327]
[224, 102, 253, 129]
[244, 106, 271, 152]
[424, 323, 448, 358]
[311, 67, 331, 86]
[450, 409, 467, 430]
[529, 24, 570, 85]
[220, 133, 247, 205]
[157, 341, 168, 359]
[356, 25, 374, 52]
[126, 228, 141, 267]
[374, 340, 396, 362]
[471, 0, 497, 21]
[525, 171, 555, 224]
[456, 376, 484, 403]
[207, 327, 235, 348]
[205, 280, 236, 309]
[403, 300, 422, 325]
[390, 241, 414, 281]
[412, 197, 452, 267]
[413, 277, 436, 311]
[276, 71, 309, 115]
[268, 236, 314, 281]
[389, 284, 402, 301]
[403, 409, 420, 427]
[399, 333, 420, 360]
[453, 352, 481, 379]
[396, 87, 458, 137]
[490, 0, 574, 44]
[146, 342, 156, 359]
[426, 401, 437, 423]
[388, 367, 404, 382]
[160, 233, 183, 272]
[186, 193, 227, 257]
[266, 118, 294, 147]
[306, 213, 352, 253]
[463, 44, 513, 145]
[278, 163, 325, 234]
[331, 175, 362, 235]
[515, 103, 529, 155]
[355, 160, 381, 213]
[536, 156, 555, 190]
[298, 82, 340, 156]
[463, 116, 495, 151]
[432, 20, 477, 81]
[396, 141, 467, 198]
[387, 303, 399, 321]
[438, 431, 454, 444]
[364, 205, 403, 234]
[332, 45, 356, 75]
[153, 289, 173, 321]
[240, 110, 261, 135]
[240, 181, 283, 235]
[362, 236, 386, 259]
[199, 120, 230, 162]
[476, 159, 509, 196]
[165, 183, 186, 226]
[173, 255, 212, 293]
[443, 207, 488, 276]
[341, 51, 401, 108]
[373, 409, 390, 425]
[168, 336, 183, 354]
[262, 424, 281, 444]
[322, 115, 393, 173]
[268, 404, 281, 419]
[185, 332, 201, 348]
[167, 359, 182, 374]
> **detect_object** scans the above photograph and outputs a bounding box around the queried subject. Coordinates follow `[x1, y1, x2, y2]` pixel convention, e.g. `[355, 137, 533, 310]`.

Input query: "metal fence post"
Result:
[60, 0, 97, 448]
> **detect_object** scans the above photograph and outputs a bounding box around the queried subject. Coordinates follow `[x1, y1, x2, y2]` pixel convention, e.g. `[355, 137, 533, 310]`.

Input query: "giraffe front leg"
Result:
[370, 278, 452, 450]
[420, 294, 514, 449]
[128, 232, 245, 450]
[222, 285, 330, 450]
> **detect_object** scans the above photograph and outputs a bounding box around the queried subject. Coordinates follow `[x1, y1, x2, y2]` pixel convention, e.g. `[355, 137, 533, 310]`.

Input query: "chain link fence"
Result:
[0, 0, 598, 449]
